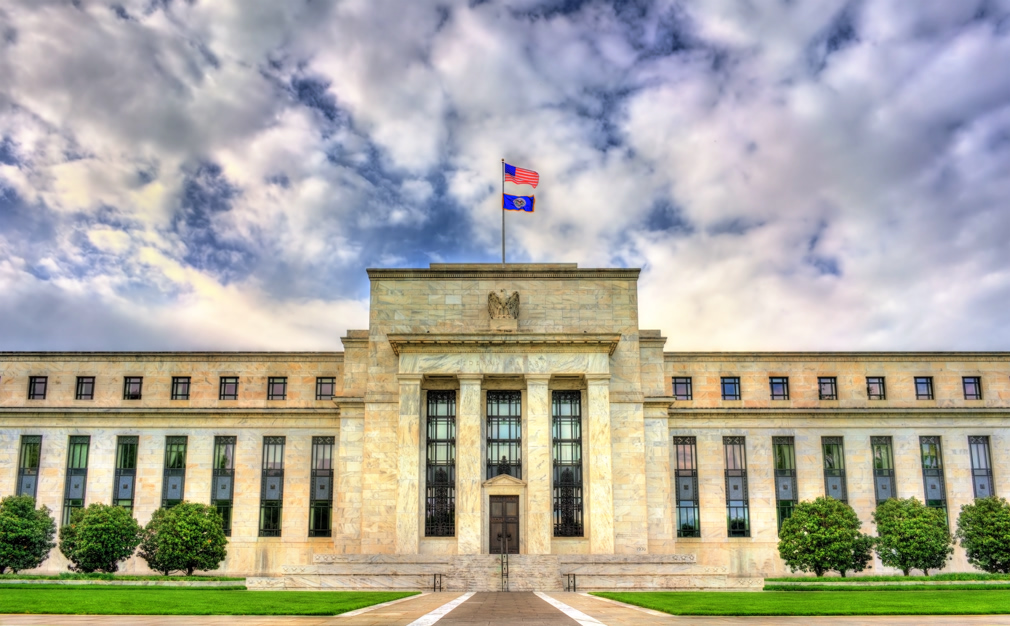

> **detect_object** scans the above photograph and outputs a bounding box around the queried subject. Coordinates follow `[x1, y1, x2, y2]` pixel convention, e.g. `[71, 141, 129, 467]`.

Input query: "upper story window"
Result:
[963, 376, 982, 400]
[769, 377, 789, 400]
[171, 377, 191, 400]
[818, 377, 837, 400]
[721, 377, 741, 401]
[123, 377, 143, 400]
[267, 377, 287, 400]
[75, 377, 95, 400]
[867, 376, 886, 400]
[28, 376, 47, 400]
[316, 377, 336, 400]
[672, 377, 692, 401]
[219, 377, 239, 401]
[914, 377, 934, 400]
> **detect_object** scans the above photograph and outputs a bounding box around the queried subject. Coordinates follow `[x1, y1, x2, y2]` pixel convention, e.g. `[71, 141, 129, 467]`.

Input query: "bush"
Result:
[955, 496, 1010, 574]
[0, 495, 57, 574]
[59, 503, 142, 573]
[139, 502, 228, 576]
[778, 496, 874, 577]
[872, 497, 953, 576]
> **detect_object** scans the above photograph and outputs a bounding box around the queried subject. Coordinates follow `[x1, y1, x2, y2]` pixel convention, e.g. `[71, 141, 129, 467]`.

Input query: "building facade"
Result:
[1, 263, 1008, 589]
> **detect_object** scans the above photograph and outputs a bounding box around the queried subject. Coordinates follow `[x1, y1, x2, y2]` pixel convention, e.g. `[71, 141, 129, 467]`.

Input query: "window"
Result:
[920, 436, 947, 521]
[867, 376, 886, 400]
[17, 435, 42, 499]
[259, 436, 285, 537]
[721, 377, 741, 401]
[673, 377, 693, 401]
[212, 436, 236, 536]
[818, 377, 837, 400]
[219, 377, 239, 400]
[487, 391, 522, 479]
[309, 436, 335, 537]
[316, 377, 336, 400]
[773, 437, 797, 532]
[63, 436, 90, 525]
[162, 436, 187, 508]
[552, 391, 583, 537]
[871, 436, 896, 505]
[915, 377, 934, 400]
[267, 377, 287, 400]
[425, 390, 456, 537]
[171, 377, 191, 400]
[75, 377, 95, 400]
[113, 436, 138, 510]
[123, 376, 143, 400]
[724, 436, 749, 537]
[674, 436, 699, 538]
[963, 377, 983, 400]
[822, 436, 847, 503]
[769, 377, 789, 400]
[28, 376, 47, 400]
[969, 436, 995, 499]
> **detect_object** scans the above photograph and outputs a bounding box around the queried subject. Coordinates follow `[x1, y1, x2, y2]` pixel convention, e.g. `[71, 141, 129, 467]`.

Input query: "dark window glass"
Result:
[773, 437, 797, 532]
[721, 377, 741, 401]
[425, 390, 456, 537]
[267, 377, 287, 400]
[963, 377, 982, 400]
[920, 436, 947, 522]
[219, 377, 239, 400]
[259, 436, 285, 537]
[674, 436, 699, 537]
[212, 436, 236, 536]
[113, 436, 138, 510]
[969, 436, 995, 499]
[769, 377, 789, 400]
[724, 436, 749, 537]
[818, 377, 837, 400]
[867, 376, 886, 400]
[171, 377, 191, 400]
[316, 377, 336, 400]
[123, 377, 143, 400]
[872, 436, 896, 505]
[162, 436, 187, 508]
[822, 436, 847, 503]
[552, 391, 583, 537]
[75, 377, 95, 400]
[915, 377, 934, 400]
[673, 377, 693, 401]
[63, 436, 90, 525]
[487, 391, 522, 479]
[28, 376, 47, 400]
[17, 435, 42, 499]
[309, 436, 335, 537]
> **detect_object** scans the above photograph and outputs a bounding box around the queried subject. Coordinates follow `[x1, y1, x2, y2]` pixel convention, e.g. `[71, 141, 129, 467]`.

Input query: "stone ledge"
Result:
[387, 333, 622, 356]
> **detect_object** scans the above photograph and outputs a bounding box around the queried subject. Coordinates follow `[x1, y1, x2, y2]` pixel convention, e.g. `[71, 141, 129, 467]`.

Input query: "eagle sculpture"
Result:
[488, 290, 520, 320]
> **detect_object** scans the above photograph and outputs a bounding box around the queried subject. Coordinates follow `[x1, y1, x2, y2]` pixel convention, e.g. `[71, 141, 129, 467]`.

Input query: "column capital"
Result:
[585, 373, 611, 385]
[524, 374, 551, 385]
[457, 373, 483, 384]
[396, 374, 424, 384]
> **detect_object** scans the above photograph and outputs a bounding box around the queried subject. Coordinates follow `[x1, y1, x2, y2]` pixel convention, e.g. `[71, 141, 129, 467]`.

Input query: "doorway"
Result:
[489, 495, 519, 554]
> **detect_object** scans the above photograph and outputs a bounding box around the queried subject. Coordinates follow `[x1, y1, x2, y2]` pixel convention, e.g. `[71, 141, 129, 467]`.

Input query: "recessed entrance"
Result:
[489, 495, 519, 554]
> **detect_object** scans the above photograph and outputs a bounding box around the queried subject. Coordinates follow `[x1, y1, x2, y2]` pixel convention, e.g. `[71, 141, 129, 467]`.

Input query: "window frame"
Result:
[723, 436, 750, 537]
[75, 376, 95, 401]
[171, 376, 191, 401]
[267, 377, 287, 401]
[914, 376, 934, 400]
[969, 436, 995, 499]
[162, 436, 188, 508]
[28, 376, 47, 400]
[63, 435, 90, 526]
[212, 436, 236, 536]
[259, 436, 286, 537]
[17, 435, 42, 499]
[219, 376, 239, 401]
[552, 390, 584, 538]
[919, 435, 948, 523]
[674, 436, 700, 538]
[672, 377, 693, 401]
[769, 377, 790, 401]
[315, 377, 336, 400]
[425, 390, 456, 537]
[866, 376, 886, 400]
[113, 436, 139, 511]
[721, 376, 741, 401]
[773, 436, 797, 532]
[822, 436, 848, 503]
[486, 390, 522, 480]
[963, 376, 983, 401]
[871, 436, 897, 504]
[308, 436, 335, 537]
[123, 376, 143, 400]
[818, 377, 838, 400]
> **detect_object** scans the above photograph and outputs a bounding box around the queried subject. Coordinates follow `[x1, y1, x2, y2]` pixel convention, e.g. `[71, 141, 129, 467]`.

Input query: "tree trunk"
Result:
[815, 567, 824, 577]
[187, 567, 194, 576]
[840, 570, 847, 578]
[923, 569, 930, 577]
[902, 568, 909, 576]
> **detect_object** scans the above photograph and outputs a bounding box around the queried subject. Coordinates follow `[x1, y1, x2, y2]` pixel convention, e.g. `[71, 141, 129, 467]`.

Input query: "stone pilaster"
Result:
[525, 374, 552, 554]
[334, 400, 364, 553]
[395, 375, 422, 554]
[586, 374, 614, 554]
[456, 374, 483, 554]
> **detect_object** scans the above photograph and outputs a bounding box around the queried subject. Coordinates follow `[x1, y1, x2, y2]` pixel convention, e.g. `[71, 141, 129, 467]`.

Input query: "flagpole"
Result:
[501, 158, 505, 265]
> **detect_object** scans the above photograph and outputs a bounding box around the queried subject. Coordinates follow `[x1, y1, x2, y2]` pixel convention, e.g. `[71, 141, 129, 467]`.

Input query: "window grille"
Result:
[866, 376, 886, 400]
[219, 377, 239, 400]
[915, 377, 934, 400]
[316, 377, 336, 400]
[267, 377, 287, 400]
[552, 391, 583, 537]
[75, 377, 95, 400]
[487, 390, 522, 479]
[673, 377, 693, 401]
[920, 436, 947, 522]
[171, 377, 190, 400]
[969, 436, 994, 499]
[63, 436, 90, 525]
[674, 436, 700, 537]
[114, 436, 138, 510]
[721, 377, 741, 400]
[724, 436, 749, 537]
[822, 436, 847, 503]
[212, 436, 236, 536]
[162, 436, 187, 508]
[425, 390, 456, 537]
[871, 436, 896, 504]
[123, 376, 143, 400]
[963, 377, 983, 400]
[773, 437, 796, 532]
[818, 377, 837, 400]
[259, 436, 285, 537]
[17, 435, 42, 499]
[309, 436, 335, 537]
[28, 376, 47, 400]
[769, 377, 789, 400]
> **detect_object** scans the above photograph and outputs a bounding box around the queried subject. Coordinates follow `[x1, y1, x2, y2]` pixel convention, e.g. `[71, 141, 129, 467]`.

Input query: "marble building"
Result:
[1, 263, 1008, 590]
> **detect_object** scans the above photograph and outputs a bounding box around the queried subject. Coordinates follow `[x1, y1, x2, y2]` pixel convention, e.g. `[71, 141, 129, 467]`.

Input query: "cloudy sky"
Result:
[1, 0, 1009, 352]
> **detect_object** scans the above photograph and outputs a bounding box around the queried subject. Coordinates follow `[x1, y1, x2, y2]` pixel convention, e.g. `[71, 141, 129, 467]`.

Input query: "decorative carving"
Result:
[488, 290, 520, 319]
[246, 577, 286, 588]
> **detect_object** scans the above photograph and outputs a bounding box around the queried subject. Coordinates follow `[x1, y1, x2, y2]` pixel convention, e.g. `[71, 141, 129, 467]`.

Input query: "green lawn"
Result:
[592, 590, 1010, 616]
[0, 573, 244, 582]
[766, 572, 1010, 583]
[0, 585, 418, 615]
[764, 583, 1010, 592]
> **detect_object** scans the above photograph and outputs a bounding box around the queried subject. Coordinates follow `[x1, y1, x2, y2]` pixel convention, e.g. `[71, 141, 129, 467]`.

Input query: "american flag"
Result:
[504, 163, 539, 188]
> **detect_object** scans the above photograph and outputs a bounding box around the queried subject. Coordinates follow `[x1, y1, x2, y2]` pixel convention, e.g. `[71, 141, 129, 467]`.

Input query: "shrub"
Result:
[0, 495, 57, 574]
[778, 496, 874, 577]
[873, 497, 953, 576]
[59, 503, 142, 573]
[139, 502, 228, 576]
[955, 496, 1010, 574]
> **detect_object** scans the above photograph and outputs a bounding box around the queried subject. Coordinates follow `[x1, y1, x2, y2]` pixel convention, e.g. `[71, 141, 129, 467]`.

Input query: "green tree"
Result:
[58, 503, 141, 573]
[778, 496, 874, 577]
[138, 502, 228, 576]
[0, 495, 57, 574]
[955, 496, 1010, 574]
[873, 497, 953, 576]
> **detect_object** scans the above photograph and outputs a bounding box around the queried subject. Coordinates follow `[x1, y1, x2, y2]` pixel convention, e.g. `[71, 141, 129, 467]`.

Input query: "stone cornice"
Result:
[664, 352, 1010, 362]
[367, 265, 640, 281]
[387, 333, 622, 356]
[669, 407, 1010, 418]
[0, 407, 339, 419]
[0, 352, 344, 362]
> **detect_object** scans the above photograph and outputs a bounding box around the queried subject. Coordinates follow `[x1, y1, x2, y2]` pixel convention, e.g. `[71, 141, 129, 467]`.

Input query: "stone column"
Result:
[525, 374, 552, 554]
[586, 374, 614, 554]
[395, 374, 422, 554]
[456, 374, 483, 554]
[334, 401, 364, 553]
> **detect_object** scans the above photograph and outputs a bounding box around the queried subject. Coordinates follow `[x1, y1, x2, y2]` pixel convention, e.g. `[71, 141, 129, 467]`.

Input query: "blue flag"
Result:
[503, 193, 535, 212]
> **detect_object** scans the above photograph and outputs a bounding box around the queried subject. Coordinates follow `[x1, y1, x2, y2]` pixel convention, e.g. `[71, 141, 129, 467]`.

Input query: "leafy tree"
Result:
[778, 496, 874, 577]
[0, 495, 57, 574]
[139, 502, 228, 576]
[873, 497, 953, 576]
[955, 496, 1010, 574]
[59, 503, 142, 573]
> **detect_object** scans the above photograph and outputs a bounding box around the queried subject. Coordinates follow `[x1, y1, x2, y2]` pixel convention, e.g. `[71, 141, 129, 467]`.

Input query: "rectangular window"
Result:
[75, 377, 95, 400]
[552, 391, 583, 537]
[487, 391, 522, 479]
[672, 377, 693, 401]
[818, 377, 838, 400]
[822, 436, 847, 503]
[915, 376, 934, 400]
[28, 376, 47, 400]
[920, 436, 947, 520]
[425, 390, 456, 537]
[123, 376, 143, 400]
[259, 436, 285, 537]
[769, 377, 789, 400]
[674, 436, 699, 538]
[969, 436, 995, 499]
[171, 377, 191, 400]
[63, 436, 90, 525]
[963, 377, 983, 400]
[867, 376, 886, 400]
[315, 377, 336, 400]
[724, 436, 749, 537]
[872, 436, 896, 504]
[113, 436, 138, 510]
[773, 437, 797, 532]
[267, 377, 287, 400]
[162, 436, 187, 508]
[212, 436, 236, 536]
[309, 436, 335, 537]
[721, 377, 741, 401]
[219, 376, 239, 400]
[17, 435, 42, 499]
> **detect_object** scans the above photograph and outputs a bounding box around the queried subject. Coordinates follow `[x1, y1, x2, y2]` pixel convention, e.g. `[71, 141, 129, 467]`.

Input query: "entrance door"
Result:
[489, 495, 519, 554]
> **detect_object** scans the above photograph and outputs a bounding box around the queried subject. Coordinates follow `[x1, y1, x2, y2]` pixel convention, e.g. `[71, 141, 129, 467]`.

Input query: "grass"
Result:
[0, 572, 244, 582]
[764, 584, 1010, 592]
[766, 572, 1010, 583]
[592, 590, 1010, 616]
[0, 585, 418, 615]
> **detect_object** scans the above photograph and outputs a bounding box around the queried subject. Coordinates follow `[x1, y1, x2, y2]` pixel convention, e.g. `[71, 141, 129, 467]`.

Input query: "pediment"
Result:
[482, 473, 526, 488]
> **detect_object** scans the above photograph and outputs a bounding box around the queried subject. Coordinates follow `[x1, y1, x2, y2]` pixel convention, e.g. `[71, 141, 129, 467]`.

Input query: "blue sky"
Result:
[1, 0, 1009, 351]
